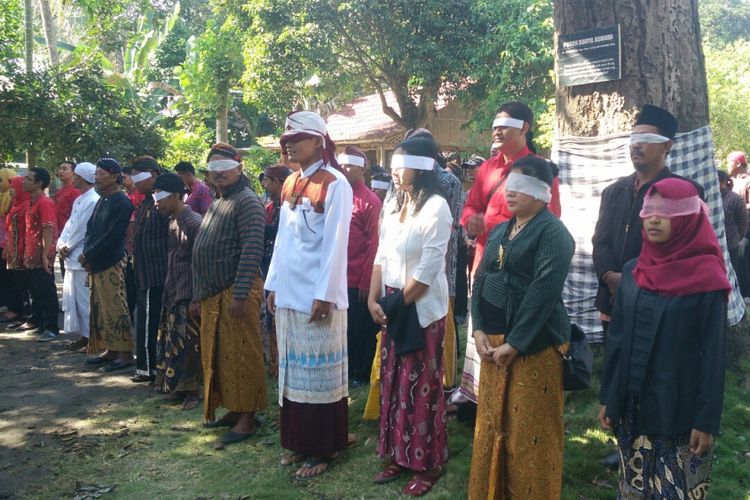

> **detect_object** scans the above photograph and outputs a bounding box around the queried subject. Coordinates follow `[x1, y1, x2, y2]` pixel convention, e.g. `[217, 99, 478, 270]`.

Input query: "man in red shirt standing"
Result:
[23, 168, 60, 341]
[461, 102, 562, 273]
[54, 161, 80, 278]
[339, 147, 382, 387]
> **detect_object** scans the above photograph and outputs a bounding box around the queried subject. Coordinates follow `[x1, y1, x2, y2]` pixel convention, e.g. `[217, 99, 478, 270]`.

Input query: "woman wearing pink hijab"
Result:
[2, 175, 31, 325]
[599, 177, 730, 498]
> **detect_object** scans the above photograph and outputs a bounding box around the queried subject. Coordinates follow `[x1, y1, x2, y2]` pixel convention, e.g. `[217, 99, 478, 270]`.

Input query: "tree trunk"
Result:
[24, 0, 35, 167]
[23, 0, 33, 74]
[215, 89, 229, 143]
[37, 0, 59, 66]
[554, 0, 708, 136]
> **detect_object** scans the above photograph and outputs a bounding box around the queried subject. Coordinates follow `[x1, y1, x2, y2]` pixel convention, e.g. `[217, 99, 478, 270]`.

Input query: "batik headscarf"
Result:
[96, 157, 123, 184]
[279, 111, 341, 172]
[634, 178, 731, 296]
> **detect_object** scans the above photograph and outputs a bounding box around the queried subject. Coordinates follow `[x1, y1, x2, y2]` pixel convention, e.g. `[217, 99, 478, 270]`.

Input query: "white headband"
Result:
[337, 154, 365, 168]
[505, 172, 552, 203]
[130, 171, 152, 183]
[492, 117, 525, 129]
[391, 154, 435, 171]
[371, 180, 391, 190]
[630, 133, 671, 145]
[207, 159, 240, 172]
[152, 190, 174, 202]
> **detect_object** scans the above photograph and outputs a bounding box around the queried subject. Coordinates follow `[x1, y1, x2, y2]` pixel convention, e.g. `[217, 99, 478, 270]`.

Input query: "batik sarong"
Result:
[276, 307, 348, 405]
[276, 306, 349, 456]
[615, 398, 713, 499]
[450, 312, 481, 404]
[200, 278, 267, 422]
[363, 331, 382, 420]
[88, 260, 133, 353]
[378, 317, 448, 472]
[443, 299, 457, 388]
[468, 335, 564, 500]
[155, 300, 201, 393]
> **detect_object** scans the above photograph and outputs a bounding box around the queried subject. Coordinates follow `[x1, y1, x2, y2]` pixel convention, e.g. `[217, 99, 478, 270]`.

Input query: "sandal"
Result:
[403, 471, 442, 497]
[203, 415, 237, 429]
[219, 429, 255, 445]
[295, 456, 333, 479]
[373, 462, 403, 484]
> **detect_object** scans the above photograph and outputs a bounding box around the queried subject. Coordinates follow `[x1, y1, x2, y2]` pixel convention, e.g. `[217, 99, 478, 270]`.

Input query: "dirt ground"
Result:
[0, 319, 149, 499]
[0, 268, 145, 499]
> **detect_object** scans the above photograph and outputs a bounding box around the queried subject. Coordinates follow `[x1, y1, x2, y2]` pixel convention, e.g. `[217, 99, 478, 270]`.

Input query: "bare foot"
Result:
[280, 452, 305, 466]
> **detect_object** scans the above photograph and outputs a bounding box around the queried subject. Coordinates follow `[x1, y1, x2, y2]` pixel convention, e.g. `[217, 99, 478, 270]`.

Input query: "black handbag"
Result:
[560, 323, 593, 391]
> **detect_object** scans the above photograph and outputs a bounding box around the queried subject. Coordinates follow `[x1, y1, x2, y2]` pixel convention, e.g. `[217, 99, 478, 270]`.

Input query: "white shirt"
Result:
[375, 194, 452, 327]
[265, 161, 353, 313]
[56, 188, 100, 270]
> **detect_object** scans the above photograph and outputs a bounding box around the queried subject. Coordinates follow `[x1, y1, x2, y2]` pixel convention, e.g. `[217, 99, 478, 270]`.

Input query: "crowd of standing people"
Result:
[0, 102, 734, 498]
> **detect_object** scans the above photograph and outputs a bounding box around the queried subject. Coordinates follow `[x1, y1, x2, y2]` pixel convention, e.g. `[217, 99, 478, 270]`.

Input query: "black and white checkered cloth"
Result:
[553, 126, 744, 343]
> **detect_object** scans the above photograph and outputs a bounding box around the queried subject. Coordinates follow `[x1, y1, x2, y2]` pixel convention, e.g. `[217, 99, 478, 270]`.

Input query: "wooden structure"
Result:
[260, 90, 476, 168]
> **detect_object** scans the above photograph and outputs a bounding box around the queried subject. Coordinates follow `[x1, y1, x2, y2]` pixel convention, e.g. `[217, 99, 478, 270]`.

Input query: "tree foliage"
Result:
[699, 0, 750, 49]
[0, 64, 165, 166]
[463, 0, 554, 131]
[705, 41, 750, 160]
[0, 0, 23, 71]
[242, 0, 495, 129]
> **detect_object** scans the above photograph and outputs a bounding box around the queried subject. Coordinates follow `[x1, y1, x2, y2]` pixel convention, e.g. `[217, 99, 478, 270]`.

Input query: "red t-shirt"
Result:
[460, 146, 562, 272]
[128, 190, 146, 211]
[54, 184, 80, 236]
[24, 194, 56, 268]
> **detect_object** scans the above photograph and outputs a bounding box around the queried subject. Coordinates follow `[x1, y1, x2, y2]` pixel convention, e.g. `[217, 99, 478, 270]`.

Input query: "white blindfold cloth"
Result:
[371, 180, 391, 190]
[391, 154, 435, 171]
[630, 133, 671, 145]
[130, 171, 152, 183]
[505, 172, 552, 203]
[337, 154, 365, 168]
[640, 192, 707, 219]
[152, 190, 174, 202]
[492, 117, 525, 129]
[207, 159, 240, 172]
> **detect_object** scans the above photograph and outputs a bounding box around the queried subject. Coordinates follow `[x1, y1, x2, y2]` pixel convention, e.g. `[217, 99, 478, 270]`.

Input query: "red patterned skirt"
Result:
[377, 316, 448, 471]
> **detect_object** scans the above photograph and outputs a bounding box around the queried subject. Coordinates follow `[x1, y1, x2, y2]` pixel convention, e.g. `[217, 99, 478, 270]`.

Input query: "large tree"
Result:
[554, 0, 709, 136]
[0, 65, 165, 166]
[242, 0, 493, 129]
[179, 14, 245, 143]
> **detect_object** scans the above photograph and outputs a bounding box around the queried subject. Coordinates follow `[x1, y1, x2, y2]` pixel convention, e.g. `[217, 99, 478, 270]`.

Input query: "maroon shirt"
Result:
[347, 181, 382, 292]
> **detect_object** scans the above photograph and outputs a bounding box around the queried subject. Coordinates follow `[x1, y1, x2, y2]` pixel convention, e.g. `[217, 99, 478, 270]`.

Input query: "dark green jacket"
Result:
[472, 208, 575, 355]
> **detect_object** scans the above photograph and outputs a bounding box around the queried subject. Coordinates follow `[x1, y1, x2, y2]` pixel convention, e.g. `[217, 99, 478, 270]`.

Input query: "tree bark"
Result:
[554, 0, 708, 136]
[24, 0, 35, 167]
[215, 89, 229, 143]
[37, 0, 59, 66]
[24, 0, 33, 74]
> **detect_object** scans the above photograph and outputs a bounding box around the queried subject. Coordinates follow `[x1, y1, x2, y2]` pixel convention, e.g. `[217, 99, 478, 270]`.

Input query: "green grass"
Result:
[23, 331, 750, 499]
